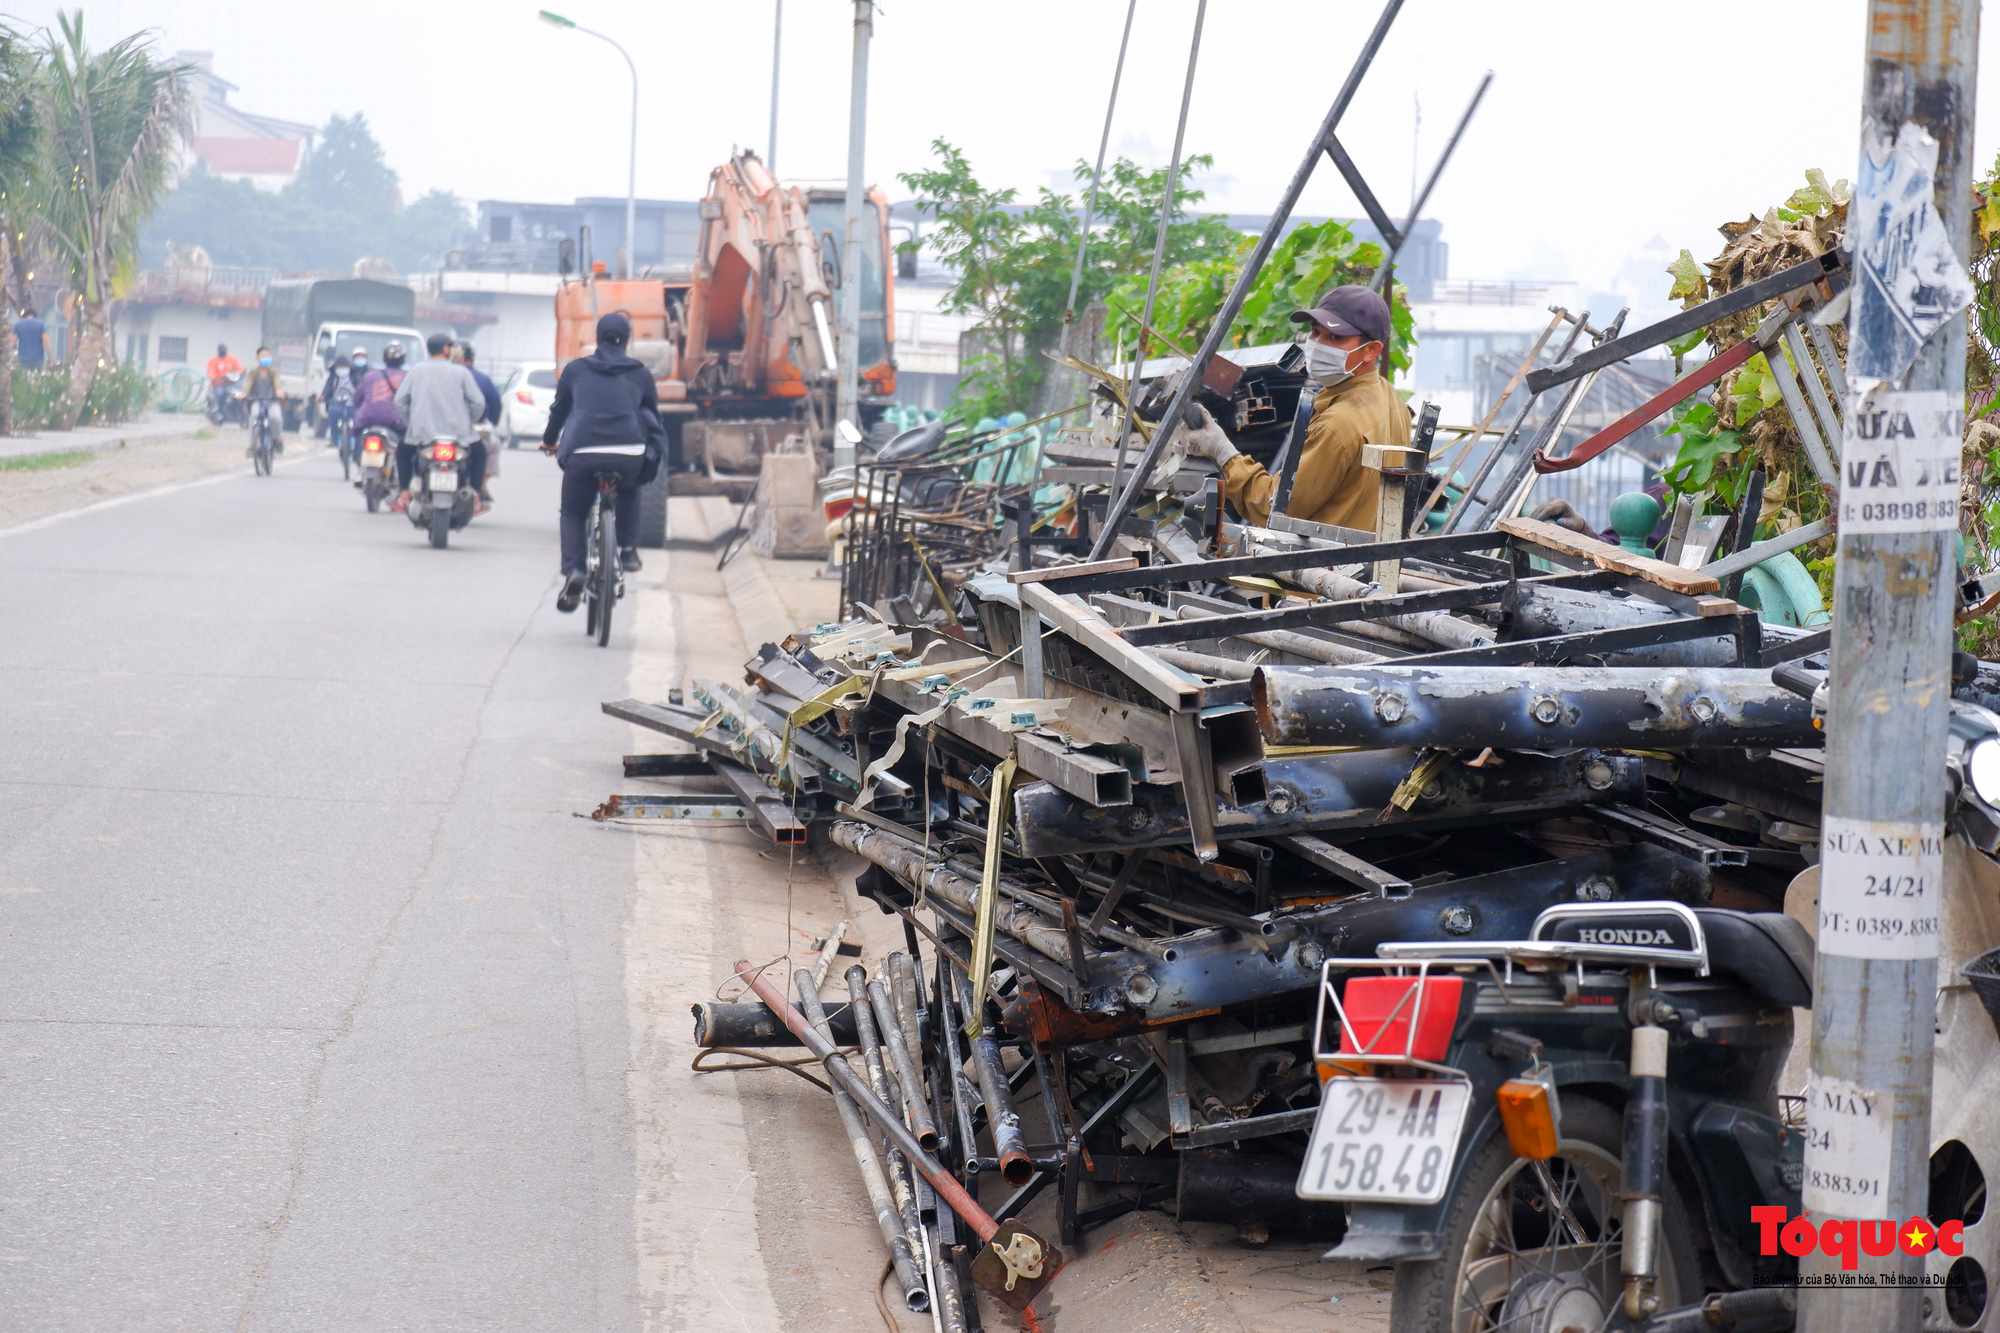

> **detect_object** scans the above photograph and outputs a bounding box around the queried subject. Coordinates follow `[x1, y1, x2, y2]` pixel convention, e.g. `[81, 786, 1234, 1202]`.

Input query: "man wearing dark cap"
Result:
[1182, 284, 1410, 531]
[542, 311, 670, 612]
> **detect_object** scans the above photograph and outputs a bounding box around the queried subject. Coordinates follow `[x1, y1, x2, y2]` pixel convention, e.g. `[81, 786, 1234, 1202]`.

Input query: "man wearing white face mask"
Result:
[1181, 284, 1410, 531]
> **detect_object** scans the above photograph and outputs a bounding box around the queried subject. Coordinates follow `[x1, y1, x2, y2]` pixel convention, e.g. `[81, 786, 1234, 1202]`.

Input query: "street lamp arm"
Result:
[542, 13, 638, 279]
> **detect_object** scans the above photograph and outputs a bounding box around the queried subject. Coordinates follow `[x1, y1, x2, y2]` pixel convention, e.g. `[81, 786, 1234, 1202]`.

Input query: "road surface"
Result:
[0, 444, 1386, 1332]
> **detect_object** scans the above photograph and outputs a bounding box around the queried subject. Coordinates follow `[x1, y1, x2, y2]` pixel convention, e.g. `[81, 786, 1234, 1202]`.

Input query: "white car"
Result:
[497, 363, 558, 447]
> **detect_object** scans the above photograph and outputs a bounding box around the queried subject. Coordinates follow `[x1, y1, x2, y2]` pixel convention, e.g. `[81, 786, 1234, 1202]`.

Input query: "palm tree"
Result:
[0, 25, 41, 436]
[33, 12, 187, 429]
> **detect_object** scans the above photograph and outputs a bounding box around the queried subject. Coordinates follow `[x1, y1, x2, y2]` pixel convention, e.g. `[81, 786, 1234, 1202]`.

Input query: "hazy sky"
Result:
[12, 0, 2000, 298]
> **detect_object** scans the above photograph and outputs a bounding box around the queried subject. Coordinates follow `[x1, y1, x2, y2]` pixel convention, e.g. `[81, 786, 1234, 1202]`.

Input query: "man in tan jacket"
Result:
[1182, 284, 1410, 531]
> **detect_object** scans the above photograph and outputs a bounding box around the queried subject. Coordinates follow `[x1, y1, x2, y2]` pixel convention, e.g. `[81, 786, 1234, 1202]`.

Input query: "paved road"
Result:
[0, 447, 643, 1330]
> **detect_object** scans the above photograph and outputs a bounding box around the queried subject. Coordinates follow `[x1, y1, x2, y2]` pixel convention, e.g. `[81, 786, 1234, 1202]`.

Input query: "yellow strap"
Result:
[964, 755, 1018, 1039]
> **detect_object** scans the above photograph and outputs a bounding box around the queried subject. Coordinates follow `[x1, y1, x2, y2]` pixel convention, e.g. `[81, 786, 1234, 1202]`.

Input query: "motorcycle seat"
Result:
[1692, 909, 1814, 1009]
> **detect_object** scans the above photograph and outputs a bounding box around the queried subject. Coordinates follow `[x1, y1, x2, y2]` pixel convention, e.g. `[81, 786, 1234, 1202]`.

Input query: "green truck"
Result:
[261, 278, 423, 428]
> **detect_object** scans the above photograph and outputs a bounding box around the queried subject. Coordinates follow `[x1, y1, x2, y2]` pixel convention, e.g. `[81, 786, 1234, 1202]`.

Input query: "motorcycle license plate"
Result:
[431, 470, 457, 493]
[1296, 1077, 1471, 1204]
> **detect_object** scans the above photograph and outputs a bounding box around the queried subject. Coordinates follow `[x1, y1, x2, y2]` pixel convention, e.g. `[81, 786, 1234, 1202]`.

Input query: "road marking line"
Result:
[0, 445, 327, 538]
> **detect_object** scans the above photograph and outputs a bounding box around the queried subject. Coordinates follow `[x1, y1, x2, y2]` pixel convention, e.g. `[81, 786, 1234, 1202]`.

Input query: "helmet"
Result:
[382, 341, 406, 367]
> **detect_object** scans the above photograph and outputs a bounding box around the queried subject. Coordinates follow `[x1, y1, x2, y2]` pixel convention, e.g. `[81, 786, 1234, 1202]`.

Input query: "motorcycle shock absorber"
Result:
[1621, 968, 1671, 1321]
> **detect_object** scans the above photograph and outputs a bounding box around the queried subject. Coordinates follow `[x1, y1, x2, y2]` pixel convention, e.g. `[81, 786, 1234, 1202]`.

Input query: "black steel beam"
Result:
[1762, 627, 1832, 666]
[1525, 252, 1843, 394]
[1118, 569, 1619, 647]
[1042, 529, 1508, 597]
[1391, 615, 1732, 666]
[1322, 135, 1402, 249]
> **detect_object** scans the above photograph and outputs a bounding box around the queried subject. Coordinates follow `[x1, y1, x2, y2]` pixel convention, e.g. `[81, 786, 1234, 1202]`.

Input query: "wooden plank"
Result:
[1006, 556, 1139, 586]
[1498, 516, 1720, 595]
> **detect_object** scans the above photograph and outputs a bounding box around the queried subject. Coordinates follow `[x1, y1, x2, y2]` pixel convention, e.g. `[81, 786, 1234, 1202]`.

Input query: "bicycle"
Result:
[249, 401, 278, 477]
[582, 472, 623, 647]
[330, 407, 357, 480]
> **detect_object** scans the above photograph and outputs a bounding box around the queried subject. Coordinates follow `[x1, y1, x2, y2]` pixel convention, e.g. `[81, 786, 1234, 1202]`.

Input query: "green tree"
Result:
[141, 115, 470, 276]
[290, 113, 396, 214]
[0, 21, 42, 435]
[898, 140, 1237, 420]
[33, 11, 189, 427]
[1106, 218, 1417, 379]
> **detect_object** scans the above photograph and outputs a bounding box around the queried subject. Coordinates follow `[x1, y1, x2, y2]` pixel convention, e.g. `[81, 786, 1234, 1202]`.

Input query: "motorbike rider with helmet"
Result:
[237, 347, 286, 453]
[541, 311, 667, 612]
[352, 340, 409, 478]
[391, 331, 487, 515]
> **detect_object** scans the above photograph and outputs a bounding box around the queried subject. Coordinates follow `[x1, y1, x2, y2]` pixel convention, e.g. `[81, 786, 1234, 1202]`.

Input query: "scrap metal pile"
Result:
[592, 433, 1881, 1319]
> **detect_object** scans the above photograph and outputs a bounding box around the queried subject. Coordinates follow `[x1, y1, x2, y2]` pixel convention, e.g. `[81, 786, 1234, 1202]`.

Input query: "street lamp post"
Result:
[539, 10, 637, 279]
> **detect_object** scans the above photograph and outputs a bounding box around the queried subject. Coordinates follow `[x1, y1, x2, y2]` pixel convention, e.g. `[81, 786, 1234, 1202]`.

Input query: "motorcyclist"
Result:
[391, 331, 487, 515]
[456, 342, 502, 504]
[352, 340, 409, 459]
[206, 343, 242, 418]
[542, 311, 667, 612]
[320, 351, 362, 476]
[237, 346, 286, 453]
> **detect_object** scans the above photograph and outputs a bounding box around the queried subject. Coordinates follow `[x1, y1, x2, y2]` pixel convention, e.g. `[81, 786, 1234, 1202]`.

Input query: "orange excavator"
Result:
[553, 150, 897, 534]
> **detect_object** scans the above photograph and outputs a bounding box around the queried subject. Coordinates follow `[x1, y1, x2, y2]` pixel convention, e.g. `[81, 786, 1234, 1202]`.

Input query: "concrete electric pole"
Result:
[835, 0, 872, 469]
[1799, 2, 1978, 1328]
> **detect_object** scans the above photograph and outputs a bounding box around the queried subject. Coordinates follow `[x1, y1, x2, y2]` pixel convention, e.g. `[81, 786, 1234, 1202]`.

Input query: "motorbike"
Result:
[203, 372, 246, 427]
[1298, 667, 2000, 1333]
[1302, 898, 1811, 1332]
[407, 435, 476, 549]
[356, 427, 397, 512]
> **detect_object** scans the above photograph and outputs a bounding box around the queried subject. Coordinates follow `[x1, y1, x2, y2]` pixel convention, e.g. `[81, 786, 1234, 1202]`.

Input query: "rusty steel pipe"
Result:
[796, 970, 928, 1313]
[1253, 665, 1821, 752]
[954, 966, 1033, 1188]
[845, 966, 929, 1304]
[745, 962, 996, 1239]
[867, 976, 940, 1151]
[735, 960, 1065, 1310]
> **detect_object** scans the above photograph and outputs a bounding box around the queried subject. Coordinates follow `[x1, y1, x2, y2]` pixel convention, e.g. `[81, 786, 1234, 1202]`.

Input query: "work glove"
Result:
[1178, 402, 1239, 466]
[1530, 497, 1593, 534]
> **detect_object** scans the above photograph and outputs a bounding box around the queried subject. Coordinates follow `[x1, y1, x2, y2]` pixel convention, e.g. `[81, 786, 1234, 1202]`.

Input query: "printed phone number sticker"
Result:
[1817, 816, 1943, 961]
[1838, 390, 1961, 535]
[1803, 1073, 1896, 1220]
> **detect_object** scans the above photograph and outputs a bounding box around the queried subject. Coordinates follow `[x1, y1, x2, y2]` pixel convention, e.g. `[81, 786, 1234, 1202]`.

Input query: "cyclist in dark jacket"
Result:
[542, 312, 668, 612]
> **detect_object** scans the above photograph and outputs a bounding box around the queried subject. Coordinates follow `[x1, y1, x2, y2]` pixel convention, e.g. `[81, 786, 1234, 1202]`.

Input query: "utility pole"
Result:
[768, 0, 782, 172]
[1798, 3, 1977, 1329]
[835, 0, 873, 469]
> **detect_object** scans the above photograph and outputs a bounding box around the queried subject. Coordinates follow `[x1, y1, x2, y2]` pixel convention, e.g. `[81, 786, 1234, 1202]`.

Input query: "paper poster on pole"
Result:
[1802, 1073, 1896, 1220]
[1843, 120, 1976, 396]
[1837, 390, 1961, 534]
[1816, 816, 1943, 960]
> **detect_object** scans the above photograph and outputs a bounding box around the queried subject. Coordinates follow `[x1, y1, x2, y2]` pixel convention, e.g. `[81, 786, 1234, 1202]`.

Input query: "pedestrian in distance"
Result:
[541, 311, 668, 613]
[392, 331, 487, 515]
[14, 305, 48, 368]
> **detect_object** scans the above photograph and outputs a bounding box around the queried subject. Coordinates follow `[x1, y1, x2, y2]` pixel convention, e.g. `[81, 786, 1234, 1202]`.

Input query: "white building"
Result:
[177, 51, 316, 192]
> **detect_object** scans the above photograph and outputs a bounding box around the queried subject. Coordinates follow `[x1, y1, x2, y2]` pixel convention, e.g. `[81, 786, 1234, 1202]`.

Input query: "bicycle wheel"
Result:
[254, 422, 272, 476]
[583, 505, 602, 637]
[595, 497, 616, 646]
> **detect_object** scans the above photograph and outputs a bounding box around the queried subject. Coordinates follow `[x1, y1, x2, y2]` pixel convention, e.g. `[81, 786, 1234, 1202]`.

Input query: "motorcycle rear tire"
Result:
[429, 502, 451, 549]
[364, 477, 381, 513]
[1389, 1096, 1706, 1333]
